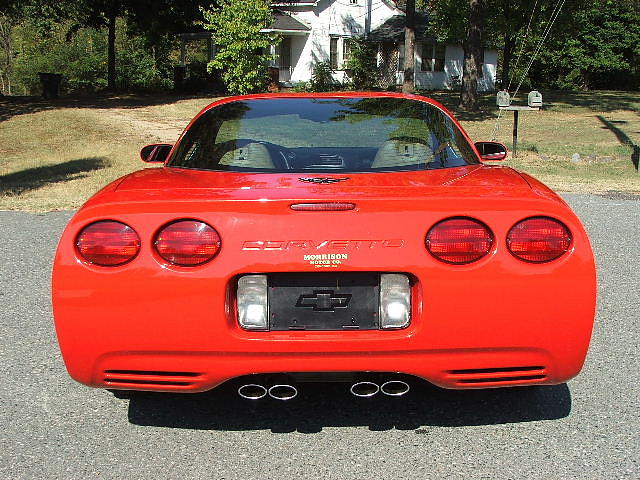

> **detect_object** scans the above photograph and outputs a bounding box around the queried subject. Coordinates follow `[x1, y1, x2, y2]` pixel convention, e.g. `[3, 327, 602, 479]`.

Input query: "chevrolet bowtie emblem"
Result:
[298, 177, 350, 184]
[296, 290, 352, 312]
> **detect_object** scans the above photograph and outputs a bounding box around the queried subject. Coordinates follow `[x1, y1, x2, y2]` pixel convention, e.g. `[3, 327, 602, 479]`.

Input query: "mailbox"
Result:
[528, 90, 543, 108]
[497, 90, 511, 108]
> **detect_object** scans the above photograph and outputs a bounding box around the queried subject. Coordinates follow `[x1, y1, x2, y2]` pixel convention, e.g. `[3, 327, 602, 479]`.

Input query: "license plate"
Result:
[268, 273, 379, 331]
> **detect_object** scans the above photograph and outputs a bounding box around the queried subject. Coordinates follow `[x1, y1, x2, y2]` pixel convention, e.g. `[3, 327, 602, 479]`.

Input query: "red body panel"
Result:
[52, 93, 597, 392]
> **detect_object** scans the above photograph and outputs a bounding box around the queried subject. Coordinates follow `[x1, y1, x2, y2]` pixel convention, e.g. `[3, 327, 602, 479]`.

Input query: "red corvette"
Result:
[52, 92, 596, 400]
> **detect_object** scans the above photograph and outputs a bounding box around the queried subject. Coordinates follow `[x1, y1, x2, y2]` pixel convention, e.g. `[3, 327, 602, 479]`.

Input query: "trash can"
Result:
[173, 65, 187, 91]
[38, 73, 62, 99]
[267, 67, 279, 92]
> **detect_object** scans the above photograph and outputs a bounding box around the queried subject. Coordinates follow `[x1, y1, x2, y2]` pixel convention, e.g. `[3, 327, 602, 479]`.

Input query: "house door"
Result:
[275, 37, 292, 83]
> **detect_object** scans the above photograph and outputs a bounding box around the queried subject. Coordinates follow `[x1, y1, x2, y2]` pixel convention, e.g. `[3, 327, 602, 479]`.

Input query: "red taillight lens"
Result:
[154, 220, 221, 266]
[76, 221, 140, 266]
[507, 217, 572, 263]
[426, 217, 493, 264]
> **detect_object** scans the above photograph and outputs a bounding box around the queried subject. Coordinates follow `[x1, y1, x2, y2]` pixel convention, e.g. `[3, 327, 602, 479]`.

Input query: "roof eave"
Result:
[260, 28, 311, 35]
[271, 1, 318, 7]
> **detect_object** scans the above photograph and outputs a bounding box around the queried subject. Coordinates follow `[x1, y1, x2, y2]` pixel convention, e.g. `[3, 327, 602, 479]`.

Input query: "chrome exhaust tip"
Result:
[350, 381, 380, 398]
[268, 384, 298, 401]
[238, 383, 268, 400]
[380, 380, 410, 397]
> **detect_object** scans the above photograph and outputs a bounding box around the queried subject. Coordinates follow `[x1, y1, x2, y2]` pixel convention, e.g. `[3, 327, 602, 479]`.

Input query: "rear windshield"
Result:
[168, 97, 479, 173]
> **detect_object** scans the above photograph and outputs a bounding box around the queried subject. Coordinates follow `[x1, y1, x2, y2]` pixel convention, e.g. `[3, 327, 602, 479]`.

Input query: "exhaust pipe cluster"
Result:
[238, 383, 298, 401]
[350, 380, 410, 398]
[238, 378, 409, 400]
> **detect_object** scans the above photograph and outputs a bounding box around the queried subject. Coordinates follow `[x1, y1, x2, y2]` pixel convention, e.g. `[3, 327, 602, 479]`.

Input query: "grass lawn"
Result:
[0, 90, 638, 211]
[430, 90, 640, 194]
[0, 94, 217, 211]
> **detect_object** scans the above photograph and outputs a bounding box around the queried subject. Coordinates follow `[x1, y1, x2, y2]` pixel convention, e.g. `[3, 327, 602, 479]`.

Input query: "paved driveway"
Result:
[1, 194, 638, 479]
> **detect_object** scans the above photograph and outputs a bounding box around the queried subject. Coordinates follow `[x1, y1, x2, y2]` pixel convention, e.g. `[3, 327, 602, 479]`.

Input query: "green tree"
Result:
[529, 0, 640, 90]
[11, 17, 164, 94]
[202, 0, 278, 95]
[424, 0, 487, 109]
[125, 0, 216, 78]
[0, 0, 75, 94]
[7, 0, 215, 92]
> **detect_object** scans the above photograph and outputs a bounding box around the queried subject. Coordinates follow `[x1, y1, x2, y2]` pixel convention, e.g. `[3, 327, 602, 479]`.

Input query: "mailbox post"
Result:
[497, 91, 542, 158]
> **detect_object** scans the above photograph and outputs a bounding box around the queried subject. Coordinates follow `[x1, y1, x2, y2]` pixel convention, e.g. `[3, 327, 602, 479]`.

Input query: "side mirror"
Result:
[474, 141, 508, 161]
[140, 144, 173, 163]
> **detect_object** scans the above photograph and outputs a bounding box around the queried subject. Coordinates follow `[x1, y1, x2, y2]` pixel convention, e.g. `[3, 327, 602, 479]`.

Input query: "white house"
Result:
[264, 0, 497, 91]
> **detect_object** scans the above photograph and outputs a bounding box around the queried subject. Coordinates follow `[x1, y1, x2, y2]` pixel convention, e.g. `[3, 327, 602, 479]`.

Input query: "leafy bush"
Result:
[309, 61, 338, 92]
[291, 81, 310, 92]
[202, 0, 278, 95]
[115, 30, 167, 91]
[345, 37, 381, 90]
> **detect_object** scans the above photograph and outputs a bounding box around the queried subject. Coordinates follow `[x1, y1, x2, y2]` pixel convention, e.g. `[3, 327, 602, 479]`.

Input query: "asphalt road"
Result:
[1, 193, 638, 480]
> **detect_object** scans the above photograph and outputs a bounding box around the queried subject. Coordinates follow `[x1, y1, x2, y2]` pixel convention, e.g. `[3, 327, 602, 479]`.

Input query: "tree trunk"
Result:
[0, 14, 14, 95]
[107, 1, 118, 91]
[501, 32, 516, 89]
[402, 0, 416, 94]
[460, 0, 486, 110]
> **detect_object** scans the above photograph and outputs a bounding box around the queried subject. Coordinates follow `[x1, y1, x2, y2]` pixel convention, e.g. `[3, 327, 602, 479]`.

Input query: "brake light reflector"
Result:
[155, 220, 221, 266]
[426, 217, 493, 264]
[379, 274, 411, 329]
[237, 275, 269, 331]
[76, 221, 140, 266]
[507, 217, 572, 263]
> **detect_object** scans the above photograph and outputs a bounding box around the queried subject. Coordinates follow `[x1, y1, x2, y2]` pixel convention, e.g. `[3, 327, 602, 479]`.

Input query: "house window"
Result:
[330, 37, 339, 69]
[330, 37, 352, 70]
[342, 38, 352, 68]
[349, 0, 358, 4]
[421, 41, 434, 71]
[434, 44, 446, 72]
[421, 42, 446, 72]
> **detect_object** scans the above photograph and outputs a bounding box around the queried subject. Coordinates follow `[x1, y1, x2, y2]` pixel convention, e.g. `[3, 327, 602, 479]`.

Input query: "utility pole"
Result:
[365, 0, 372, 36]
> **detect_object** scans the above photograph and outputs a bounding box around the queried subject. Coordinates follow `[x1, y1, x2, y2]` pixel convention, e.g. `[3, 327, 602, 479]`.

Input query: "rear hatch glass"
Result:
[169, 97, 479, 173]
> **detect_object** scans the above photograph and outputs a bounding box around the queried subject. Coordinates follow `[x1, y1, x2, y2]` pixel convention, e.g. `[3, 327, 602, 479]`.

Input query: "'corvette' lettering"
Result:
[242, 240, 405, 250]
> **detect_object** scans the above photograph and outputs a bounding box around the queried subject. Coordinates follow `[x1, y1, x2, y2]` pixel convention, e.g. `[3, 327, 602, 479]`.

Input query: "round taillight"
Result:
[507, 217, 572, 263]
[76, 221, 140, 266]
[154, 220, 221, 266]
[426, 217, 493, 264]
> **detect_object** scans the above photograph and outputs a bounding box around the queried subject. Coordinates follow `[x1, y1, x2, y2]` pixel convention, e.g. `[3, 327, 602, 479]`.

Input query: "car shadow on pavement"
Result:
[125, 380, 571, 433]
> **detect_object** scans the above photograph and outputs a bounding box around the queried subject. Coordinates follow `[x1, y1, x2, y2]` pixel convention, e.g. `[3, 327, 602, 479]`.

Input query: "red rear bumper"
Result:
[53, 194, 597, 392]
